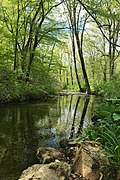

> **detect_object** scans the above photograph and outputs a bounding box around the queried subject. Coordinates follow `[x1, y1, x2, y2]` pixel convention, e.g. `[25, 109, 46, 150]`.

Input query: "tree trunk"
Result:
[71, 30, 83, 91]
[73, 6, 91, 94]
[108, 21, 112, 79]
[48, 43, 56, 71]
[70, 64, 74, 86]
[103, 60, 107, 82]
[14, 1, 20, 72]
[64, 0, 82, 91]
[68, 52, 74, 86]
[66, 70, 69, 86]
[26, 32, 38, 78]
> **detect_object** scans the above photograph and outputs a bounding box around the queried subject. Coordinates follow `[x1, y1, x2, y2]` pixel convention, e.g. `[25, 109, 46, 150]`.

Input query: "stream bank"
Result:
[19, 140, 119, 180]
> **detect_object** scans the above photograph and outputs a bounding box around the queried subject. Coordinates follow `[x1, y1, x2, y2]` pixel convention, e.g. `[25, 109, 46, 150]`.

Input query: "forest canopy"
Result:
[0, 0, 120, 102]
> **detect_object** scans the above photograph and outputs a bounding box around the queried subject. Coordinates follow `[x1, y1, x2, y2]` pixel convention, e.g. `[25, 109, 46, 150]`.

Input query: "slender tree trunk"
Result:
[108, 22, 112, 79]
[71, 30, 83, 91]
[75, 33, 91, 93]
[103, 60, 107, 82]
[111, 35, 116, 77]
[26, 31, 38, 78]
[14, 1, 20, 72]
[108, 20, 120, 79]
[68, 53, 74, 86]
[63, 70, 66, 84]
[26, 51, 35, 78]
[103, 36, 107, 82]
[64, 0, 82, 91]
[60, 67, 62, 82]
[73, 5, 91, 94]
[66, 70, 69, 86]
[70, 64, 74, 86]
[48, 43, 56, 71]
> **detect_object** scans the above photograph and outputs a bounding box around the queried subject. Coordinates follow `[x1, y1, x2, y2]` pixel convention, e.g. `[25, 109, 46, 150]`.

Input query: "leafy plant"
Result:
[80, 99, 120, 168]
[99, 126, 120, 167]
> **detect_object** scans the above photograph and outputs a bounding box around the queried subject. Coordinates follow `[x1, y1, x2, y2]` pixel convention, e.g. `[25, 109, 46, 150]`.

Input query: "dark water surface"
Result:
[0, 95, 97, 180]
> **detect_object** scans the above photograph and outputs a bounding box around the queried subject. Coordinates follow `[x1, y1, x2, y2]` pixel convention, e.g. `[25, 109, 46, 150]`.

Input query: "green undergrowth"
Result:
[94, 77, 120, 99]
[82, 78, 120, 168]
[0, 77, 60, 104]
[79, 98, 120, 168]
[82, 114, 120, 167]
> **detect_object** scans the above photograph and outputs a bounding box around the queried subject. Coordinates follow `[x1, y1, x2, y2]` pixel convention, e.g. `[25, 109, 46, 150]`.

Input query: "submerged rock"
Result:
[18, 161, 71, 180]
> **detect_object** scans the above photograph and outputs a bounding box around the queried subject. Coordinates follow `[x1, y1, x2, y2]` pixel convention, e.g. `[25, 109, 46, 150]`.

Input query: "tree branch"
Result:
[77, 0, 120, 47]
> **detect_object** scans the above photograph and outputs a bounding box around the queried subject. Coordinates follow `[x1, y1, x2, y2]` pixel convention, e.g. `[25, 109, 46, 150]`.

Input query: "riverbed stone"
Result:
[37, 147, 64, 163]
[18, 161, 71, 180]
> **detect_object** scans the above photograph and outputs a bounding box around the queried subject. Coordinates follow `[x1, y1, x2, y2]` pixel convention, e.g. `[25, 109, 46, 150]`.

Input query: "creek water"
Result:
[0, 94, 97, 180]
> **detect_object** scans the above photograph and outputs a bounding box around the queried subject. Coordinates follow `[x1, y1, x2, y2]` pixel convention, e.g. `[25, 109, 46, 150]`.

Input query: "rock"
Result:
[73, 145, 94, 178]
[73, 141, 109, 179]
[37, 147, 64, 163]
[85, 171, 101, 180]
[19, 141, 118, 180]
[49, 160, 71, 178]
[18, 161, 71, 180]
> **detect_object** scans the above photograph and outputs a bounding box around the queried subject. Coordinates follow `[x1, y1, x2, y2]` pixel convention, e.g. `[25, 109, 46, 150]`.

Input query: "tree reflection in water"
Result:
[69, 96, 81, 139]
[0, 95, 95, 180]
[77, 97, 90, 136]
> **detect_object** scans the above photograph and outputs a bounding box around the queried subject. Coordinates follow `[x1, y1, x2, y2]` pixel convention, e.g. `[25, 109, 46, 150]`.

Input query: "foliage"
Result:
[94, 77, 120, 98]
[100, 126, 120, 167]
[0, 0, 120, 101]
[0, 0, 66, 103]
[0, 70, 60, 103]
[82, 105, 120, 167]
[79, 97, 120, 168]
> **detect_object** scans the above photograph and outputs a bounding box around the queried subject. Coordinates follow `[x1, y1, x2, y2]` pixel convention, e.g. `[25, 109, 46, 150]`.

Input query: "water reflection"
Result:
[0, 95, 96, 180]
[77, 97, 90, 136]
[69, 96, 80, 139]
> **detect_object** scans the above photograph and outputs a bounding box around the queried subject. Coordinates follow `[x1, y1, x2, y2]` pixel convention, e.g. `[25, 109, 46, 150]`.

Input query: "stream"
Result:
[0, 94, 97, 180]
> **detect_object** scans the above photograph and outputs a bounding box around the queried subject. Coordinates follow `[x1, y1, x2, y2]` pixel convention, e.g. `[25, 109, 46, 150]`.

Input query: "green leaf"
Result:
[113, 113, 120, 121]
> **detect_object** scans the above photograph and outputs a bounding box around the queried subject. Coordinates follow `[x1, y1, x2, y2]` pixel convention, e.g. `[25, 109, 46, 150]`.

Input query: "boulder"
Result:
[37, 147, 64, 163]
[18, 161, 71, 180]
[73, 141, 109, 180]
